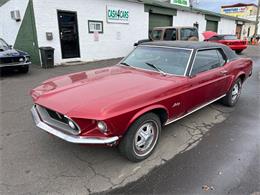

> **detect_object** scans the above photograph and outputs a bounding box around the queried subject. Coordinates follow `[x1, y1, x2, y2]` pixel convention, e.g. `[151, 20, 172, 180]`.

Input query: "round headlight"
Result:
[68, 120, 76, 130]
[97, 121, 107, 133]
[19, 58, 24, 62]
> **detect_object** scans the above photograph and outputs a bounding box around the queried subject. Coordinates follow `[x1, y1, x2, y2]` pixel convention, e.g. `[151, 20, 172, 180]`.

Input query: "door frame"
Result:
[57, 9, 81, 59]
[185, 48, 229, 111]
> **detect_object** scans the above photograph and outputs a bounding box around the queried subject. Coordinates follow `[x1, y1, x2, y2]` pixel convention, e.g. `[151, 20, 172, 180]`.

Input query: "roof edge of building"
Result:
[221, 3, 257, 9]
[139, 0, 255, 24]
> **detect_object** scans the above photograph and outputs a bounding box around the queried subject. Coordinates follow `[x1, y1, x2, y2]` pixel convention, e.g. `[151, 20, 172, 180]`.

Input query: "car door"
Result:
[185, 48, 229, 112]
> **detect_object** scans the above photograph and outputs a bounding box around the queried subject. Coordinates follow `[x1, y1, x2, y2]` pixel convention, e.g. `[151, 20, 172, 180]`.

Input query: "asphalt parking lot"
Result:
[0, 46, 259, 195]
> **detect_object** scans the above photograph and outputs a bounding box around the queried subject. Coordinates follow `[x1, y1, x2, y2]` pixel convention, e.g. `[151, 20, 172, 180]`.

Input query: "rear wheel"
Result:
[119, 113, 161, 162]
[222, 78, 242, 107]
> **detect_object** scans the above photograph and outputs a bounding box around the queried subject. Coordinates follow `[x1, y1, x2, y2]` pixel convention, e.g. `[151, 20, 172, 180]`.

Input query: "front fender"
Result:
[125, 104, 169, 131]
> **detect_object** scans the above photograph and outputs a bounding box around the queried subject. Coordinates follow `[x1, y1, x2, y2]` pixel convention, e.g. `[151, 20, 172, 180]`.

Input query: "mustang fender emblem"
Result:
[172, 102, 181, 108]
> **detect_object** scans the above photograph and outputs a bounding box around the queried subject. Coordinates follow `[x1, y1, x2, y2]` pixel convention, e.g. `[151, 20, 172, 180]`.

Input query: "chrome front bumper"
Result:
[0, 62, 31, 68]
[31, 106, 119, 144]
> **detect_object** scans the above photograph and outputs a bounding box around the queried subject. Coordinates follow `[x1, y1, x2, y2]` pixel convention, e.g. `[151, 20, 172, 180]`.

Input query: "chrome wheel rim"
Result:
[134, 121, 159, 157]
[231, 82, 241, 102]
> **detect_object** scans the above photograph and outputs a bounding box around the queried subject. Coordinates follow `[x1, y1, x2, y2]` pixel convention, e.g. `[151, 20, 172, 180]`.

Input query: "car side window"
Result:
[150, 30, 162, 40]
[164, 29, 177, 41]
[180, 28, 198, 40]
[191, 49, 224, 75]
[216, 49, 226, 66]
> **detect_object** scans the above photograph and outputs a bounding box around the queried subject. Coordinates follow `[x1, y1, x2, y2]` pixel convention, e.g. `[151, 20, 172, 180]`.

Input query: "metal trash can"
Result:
[39, 47, 55, 68]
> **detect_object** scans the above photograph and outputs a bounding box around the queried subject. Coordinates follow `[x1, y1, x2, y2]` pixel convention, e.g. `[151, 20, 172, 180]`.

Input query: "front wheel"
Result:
[119, 113, 161, 162]
[222, 78, 242, 107]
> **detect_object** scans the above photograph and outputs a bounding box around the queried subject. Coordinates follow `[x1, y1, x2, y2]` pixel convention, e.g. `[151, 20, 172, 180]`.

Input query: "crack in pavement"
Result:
[72, 151, 115, 186]
[209, 105, 234, 114]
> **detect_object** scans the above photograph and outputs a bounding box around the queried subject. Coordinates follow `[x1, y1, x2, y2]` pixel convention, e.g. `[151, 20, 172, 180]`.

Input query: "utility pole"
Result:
[254, 0, 260, 37]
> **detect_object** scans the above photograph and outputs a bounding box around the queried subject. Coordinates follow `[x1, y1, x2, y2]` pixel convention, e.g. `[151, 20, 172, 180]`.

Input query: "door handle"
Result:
[220, 70, 228, 75]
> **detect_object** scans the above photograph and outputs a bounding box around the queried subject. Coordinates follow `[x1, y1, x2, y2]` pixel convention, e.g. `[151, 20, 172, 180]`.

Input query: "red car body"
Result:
[30, 41, 252, 160]
[203, 32, 247, 54]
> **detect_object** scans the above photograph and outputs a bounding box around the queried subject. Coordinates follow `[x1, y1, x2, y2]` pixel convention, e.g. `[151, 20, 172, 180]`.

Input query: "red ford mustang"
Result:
[31, 41, 252, 162]
[203, 32, 247, 54]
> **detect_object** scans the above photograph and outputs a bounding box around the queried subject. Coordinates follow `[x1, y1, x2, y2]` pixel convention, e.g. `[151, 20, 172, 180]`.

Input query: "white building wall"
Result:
[173, 11, 207, 41]
[242, 23, 255, 39]
[241, 15, 260, 38]
[218, 18, 236, 35]
[0, 0, 29, 45]
[33, 0, 148, 65]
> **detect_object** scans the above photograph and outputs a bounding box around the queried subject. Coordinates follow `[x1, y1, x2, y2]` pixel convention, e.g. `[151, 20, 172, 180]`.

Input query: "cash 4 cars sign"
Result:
[107, 6, 129, 24]
[170, 0, 190, 7]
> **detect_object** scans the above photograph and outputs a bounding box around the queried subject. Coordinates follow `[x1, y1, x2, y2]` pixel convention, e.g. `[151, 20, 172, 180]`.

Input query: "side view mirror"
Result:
[134, 42, 138, 47]
[8, 45, 13, 49]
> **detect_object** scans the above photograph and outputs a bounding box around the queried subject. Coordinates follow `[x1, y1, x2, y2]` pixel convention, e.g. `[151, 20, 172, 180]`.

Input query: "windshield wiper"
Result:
[145, 62, 167, 76]
[120, 62, 132, 67]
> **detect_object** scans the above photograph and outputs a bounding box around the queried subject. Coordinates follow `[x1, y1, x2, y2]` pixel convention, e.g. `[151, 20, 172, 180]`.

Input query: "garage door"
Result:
[149, 13, 173, 34]
[206, 20, 218, 32]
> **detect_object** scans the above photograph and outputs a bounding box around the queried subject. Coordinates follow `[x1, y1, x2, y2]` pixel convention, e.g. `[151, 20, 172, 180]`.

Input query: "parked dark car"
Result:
[0, 38, 31, 73]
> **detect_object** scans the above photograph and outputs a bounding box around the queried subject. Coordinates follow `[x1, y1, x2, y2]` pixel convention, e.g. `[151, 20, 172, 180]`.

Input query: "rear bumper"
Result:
[31, 105, 119, 144]
[0, 62, 31, 68]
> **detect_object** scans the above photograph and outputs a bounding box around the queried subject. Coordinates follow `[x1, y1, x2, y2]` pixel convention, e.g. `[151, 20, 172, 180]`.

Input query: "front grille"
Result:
[35, 105, 80, 135]
[0, 56, 25, 64]
[45, 107, 68, 124]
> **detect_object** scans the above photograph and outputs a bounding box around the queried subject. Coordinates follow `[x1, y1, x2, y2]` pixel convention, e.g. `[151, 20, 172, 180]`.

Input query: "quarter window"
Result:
[191, 49, 226, 75]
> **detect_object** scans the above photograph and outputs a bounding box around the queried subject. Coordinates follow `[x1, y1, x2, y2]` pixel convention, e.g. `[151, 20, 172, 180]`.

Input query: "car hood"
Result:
[202, 31, 218, 40]
[0, 48, 28, 57]
[31, 65, 185, 119]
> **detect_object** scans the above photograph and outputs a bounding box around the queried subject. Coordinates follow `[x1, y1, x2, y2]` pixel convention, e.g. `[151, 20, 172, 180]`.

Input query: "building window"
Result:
[193, 22, 199, 30]
[88, 20, 103, 33]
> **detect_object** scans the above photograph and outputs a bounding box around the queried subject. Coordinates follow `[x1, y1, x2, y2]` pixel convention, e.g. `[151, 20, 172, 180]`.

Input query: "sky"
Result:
[194, 0, 258, 12]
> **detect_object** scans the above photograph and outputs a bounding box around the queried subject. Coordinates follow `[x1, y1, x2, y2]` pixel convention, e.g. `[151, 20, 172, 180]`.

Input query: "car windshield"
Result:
[0, 39, 9, 51]
[223, 35, 238, 40]
[122, 46, 192, 76]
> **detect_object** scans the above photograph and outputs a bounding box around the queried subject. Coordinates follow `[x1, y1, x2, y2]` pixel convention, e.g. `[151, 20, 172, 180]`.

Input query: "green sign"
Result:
[171, 0, 190, 7]
[107, 6, 129, 24]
